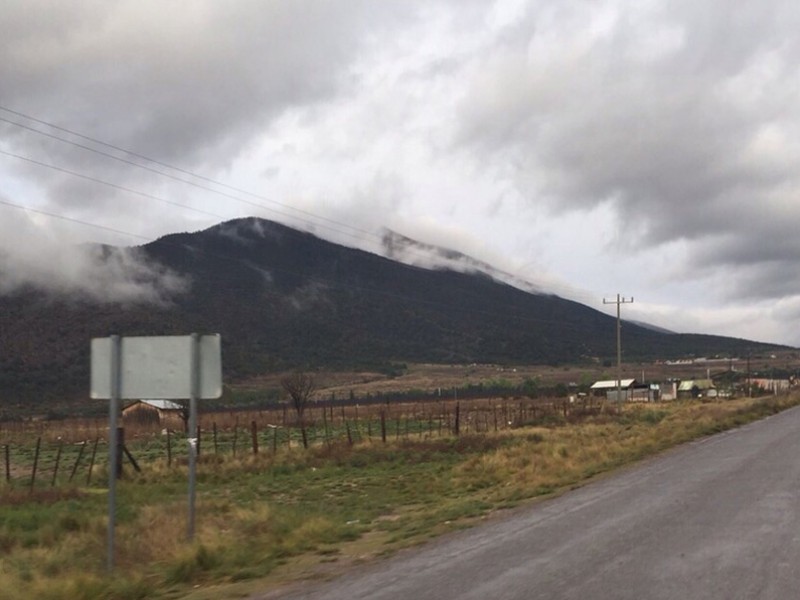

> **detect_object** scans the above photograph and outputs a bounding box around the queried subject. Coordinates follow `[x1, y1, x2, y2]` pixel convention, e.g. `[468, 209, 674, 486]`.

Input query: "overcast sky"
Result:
[2, 0, 800, 346]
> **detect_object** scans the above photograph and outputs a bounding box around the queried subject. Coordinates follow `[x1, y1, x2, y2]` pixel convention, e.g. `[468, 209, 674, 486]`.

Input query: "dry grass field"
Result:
[2, 386, 800, 600]
[235, 352, 800, 400]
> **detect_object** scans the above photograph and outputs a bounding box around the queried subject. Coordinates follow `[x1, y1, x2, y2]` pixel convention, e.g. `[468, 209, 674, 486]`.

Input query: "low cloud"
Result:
[0, 209, 186, 304]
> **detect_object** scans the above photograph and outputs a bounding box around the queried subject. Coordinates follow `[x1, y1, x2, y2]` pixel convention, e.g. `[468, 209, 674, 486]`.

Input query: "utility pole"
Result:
[603, 294, 634, 412]
[746, 353, 751, 398]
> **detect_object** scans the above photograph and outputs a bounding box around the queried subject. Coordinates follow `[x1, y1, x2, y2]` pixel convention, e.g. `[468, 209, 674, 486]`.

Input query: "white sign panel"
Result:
[90, 335, 222, 399]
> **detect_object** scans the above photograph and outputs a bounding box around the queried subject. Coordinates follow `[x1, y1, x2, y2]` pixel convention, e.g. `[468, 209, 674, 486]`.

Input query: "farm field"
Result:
[4, 353, 798, 422]
[233, 353, 800, 399]
[2, 391, 800, 600]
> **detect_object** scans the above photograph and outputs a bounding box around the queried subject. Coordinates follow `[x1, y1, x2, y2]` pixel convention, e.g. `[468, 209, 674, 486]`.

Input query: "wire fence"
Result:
[1, 395, 604, 490]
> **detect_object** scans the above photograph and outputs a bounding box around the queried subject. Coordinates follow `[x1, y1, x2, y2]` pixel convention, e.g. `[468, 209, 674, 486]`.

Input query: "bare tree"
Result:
[281, 372, 316, 448]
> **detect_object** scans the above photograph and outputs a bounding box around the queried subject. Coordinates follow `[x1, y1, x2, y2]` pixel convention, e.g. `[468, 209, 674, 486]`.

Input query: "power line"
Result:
[0, 105, 617, 332]
[0, 148, 226, 222]
[0, 197, 156, 243]
[0, 196, 611, 334]
[0, 105, 576, 299]
[0, 106, 586, 310]
[0, 107, 385, 248]
[0, 148, 550, 319]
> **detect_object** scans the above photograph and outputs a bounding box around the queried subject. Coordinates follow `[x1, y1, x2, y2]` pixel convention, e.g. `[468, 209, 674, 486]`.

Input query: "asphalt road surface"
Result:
[266, 405, 800, 600]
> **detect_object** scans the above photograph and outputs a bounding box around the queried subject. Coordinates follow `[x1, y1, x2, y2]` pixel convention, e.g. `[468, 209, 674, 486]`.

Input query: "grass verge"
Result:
[1, 394, 798, 600]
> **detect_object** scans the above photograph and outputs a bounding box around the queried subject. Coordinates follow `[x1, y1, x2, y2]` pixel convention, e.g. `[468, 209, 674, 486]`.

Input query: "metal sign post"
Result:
[107, 335, 121, 573]
[188, 333, 200, 541]
[90, 334, 222, 570]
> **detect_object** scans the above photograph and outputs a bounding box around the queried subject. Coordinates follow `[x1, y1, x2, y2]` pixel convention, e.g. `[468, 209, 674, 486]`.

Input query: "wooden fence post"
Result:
[122, 446, 142, 473]
[4, 444, 9, 483]
[322, 408, 331, 449]
[69, 441, 87, 483]
[300, 425, 308, 450]
[251, 420, 259, 455]
[115, 427, 124, 479]
[30, 437, 41, 491]
[454, 402, 461, 436]
[51, 441, 63, 487]
[345, 421, 353, 446]
[166, 429, 173, 467]
[87, 438, 99, 485]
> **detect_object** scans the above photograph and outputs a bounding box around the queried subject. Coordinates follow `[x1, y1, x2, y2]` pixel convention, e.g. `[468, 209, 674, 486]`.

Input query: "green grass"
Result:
[1, 393, 799, 599]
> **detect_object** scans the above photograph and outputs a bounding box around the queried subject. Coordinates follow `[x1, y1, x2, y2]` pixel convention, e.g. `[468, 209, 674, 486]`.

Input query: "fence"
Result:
[1, 395, 601, 489]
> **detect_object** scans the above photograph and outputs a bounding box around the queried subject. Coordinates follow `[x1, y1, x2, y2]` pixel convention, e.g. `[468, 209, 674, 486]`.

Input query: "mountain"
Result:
[0, 217, 788, 411]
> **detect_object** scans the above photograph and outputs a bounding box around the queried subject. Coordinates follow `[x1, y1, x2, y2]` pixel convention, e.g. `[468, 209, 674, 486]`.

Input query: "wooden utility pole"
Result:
[603, 294, 634, 412]
[747, 353, 752, 398]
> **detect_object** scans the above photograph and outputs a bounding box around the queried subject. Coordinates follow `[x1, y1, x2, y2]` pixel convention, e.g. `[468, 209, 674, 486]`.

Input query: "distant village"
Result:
[588, 377, 795, 403]
[589, 356, 797, 403]
[118, 354, 800, 432]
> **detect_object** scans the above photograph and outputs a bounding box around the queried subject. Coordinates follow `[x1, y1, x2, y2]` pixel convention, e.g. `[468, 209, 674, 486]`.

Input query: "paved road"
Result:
[267, 405, 800, 599]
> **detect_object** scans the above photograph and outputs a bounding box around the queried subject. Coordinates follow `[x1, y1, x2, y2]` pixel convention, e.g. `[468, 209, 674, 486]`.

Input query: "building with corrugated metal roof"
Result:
[677, 379, 716, 400]
[590, 379, 637, 402]
[122, 399, 185, 431]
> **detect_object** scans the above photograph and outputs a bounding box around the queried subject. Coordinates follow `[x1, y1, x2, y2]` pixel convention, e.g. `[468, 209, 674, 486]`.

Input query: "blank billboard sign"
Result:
[90, 335, 222, 400]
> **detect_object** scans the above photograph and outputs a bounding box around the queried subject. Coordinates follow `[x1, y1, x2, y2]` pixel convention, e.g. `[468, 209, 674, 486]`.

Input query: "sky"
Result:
[1, 0, 800, 346]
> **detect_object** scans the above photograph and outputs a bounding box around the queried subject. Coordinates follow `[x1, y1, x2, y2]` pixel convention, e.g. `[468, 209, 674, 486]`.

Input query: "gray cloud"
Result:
[2, 0, 800, 343]
[0, 0, 424, 301]
[454, 0, 800, 300]
[0, 0, 418, 212]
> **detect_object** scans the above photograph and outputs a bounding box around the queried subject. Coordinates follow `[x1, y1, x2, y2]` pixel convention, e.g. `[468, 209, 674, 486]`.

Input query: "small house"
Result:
[659, 381, 678, 401]
[122, 399, 185, 430]
[748, 378, 791, 394]
[629, 383, 660, 403]
[590, 379, 636, 402]
[677, 380, 716, 400]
